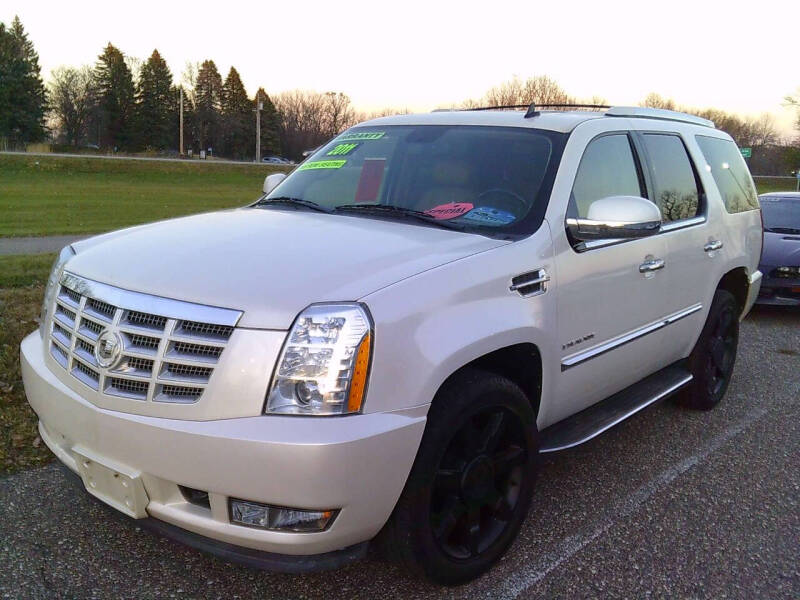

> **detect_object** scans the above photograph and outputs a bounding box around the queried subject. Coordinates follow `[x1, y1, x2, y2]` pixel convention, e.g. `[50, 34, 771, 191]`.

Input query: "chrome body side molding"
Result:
[561, 303, 702, 371]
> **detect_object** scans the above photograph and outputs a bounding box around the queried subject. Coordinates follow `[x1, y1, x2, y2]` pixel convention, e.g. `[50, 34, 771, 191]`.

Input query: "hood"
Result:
[761, 230, 800, 270]
[69, 208, 507, 329]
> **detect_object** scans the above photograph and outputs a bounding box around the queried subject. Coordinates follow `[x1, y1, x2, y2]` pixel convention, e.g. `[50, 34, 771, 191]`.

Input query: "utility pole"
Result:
[179, 87, 184, 156]
[254, 100, 263, 163]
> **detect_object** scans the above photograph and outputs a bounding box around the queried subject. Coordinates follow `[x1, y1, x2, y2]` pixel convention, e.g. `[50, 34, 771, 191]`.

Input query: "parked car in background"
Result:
[757, 192, 800, 305]
[22, 106, 762, 585]
[262, 156, 292, 165]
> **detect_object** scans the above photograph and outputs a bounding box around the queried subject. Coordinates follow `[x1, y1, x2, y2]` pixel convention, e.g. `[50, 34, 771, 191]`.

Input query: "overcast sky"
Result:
[5, 0, 797, 136]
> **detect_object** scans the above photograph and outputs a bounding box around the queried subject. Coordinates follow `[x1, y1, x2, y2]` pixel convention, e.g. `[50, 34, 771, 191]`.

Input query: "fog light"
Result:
[229, 499, 336, 532]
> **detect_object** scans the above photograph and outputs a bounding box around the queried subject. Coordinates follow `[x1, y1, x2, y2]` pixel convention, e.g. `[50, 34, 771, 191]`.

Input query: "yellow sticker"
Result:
[297, 159, 347, 171]
[338, 132, 384, 141]
[327, 143, 359, 156]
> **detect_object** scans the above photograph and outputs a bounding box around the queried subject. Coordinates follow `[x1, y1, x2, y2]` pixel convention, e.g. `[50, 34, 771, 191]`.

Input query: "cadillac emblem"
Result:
[95, 329, 123, 369]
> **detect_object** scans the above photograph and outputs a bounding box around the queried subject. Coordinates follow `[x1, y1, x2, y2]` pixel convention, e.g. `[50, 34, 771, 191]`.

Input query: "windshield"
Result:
[759, 196, 800, 232]
[261, 125, 565, 237]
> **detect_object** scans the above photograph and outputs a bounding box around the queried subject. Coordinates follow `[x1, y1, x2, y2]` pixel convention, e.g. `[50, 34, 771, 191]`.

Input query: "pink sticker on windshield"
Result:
[424, 202, 474, 220]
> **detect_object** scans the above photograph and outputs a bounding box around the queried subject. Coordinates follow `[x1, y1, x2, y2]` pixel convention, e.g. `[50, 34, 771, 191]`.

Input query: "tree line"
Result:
[1, 15, 799, 168]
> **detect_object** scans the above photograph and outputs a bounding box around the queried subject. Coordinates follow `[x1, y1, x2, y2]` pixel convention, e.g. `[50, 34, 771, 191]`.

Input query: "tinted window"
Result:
[641, 134, 701, 223]
[571, 134, 642, 218]
[695, 136, 759, 213]
[759, 196, 800, 233]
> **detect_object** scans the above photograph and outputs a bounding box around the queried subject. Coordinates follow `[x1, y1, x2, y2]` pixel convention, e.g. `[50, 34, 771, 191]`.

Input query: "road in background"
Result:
[1, 306, 797, 599]
[0, 151, 293, 168]
[0, 235, 90, 256]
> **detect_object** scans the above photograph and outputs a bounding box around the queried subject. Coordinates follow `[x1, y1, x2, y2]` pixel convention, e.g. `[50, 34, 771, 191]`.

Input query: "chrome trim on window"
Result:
[561, 303, 703, 371]
[659, 215, 706, 233]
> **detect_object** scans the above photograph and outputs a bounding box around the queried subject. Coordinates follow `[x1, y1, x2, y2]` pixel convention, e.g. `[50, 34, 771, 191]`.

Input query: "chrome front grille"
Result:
[47, 273, 241, 405]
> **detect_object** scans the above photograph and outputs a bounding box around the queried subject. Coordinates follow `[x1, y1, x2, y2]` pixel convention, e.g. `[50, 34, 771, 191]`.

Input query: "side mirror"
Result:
[263, 173, 287, 195]
[567, 196, 661, 241]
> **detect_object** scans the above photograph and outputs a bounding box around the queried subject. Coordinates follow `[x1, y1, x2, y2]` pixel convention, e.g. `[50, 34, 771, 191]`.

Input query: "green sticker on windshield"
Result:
[297, 159, 347, 171]
[338, 131, 384, 141]
[327, 143, 359, 156]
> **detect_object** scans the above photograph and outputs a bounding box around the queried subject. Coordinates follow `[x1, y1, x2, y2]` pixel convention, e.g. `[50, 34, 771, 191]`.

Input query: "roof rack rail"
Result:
[524, 103, 610, 118]
[605, 107, 715, 128]
[434, 103, 610, 115]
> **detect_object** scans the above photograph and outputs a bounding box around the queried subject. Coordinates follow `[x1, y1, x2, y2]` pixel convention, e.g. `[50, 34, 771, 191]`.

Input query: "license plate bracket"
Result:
[73, 447, 149, 518]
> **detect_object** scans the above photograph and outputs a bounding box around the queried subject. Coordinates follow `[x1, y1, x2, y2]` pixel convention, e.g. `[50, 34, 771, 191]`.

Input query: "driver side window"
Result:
[570, 134, 644, 218]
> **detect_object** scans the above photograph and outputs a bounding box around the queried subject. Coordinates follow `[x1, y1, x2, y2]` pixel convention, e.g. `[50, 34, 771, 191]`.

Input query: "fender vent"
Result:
[510, 269, 550, 298]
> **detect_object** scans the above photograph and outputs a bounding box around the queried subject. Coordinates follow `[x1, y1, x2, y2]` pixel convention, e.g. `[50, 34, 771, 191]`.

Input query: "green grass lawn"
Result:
[752, 176, 798, 195]
[0, 254, 53, 475]
[0, 154, 291, 237]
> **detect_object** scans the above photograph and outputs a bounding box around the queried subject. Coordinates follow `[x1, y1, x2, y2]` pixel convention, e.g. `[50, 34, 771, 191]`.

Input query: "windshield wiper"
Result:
[334, 204, 466, 230]
[254, 196, 331, 213]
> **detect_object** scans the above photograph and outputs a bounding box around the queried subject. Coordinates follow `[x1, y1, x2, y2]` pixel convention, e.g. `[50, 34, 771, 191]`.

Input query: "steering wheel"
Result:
[475, 188, 527, 214]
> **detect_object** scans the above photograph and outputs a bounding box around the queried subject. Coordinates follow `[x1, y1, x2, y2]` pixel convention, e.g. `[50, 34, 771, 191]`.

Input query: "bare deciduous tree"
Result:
[48, 65, 94, 146]
[641, 92, 676, 110]
[479, 75, 574, 108]
[273, 90, 363, 159]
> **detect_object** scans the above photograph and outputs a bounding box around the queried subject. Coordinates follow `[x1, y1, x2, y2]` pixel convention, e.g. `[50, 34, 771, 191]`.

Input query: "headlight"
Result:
[266, 303, 372, 416]
[40, 245, 75, 337]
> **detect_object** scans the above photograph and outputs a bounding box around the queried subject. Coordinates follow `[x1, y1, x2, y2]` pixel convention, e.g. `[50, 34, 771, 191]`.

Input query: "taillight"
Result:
[758, 207, 765, 264]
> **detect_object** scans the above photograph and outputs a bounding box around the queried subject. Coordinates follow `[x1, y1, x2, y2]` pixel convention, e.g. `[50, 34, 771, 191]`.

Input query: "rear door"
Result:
[633, 129, 713, 361]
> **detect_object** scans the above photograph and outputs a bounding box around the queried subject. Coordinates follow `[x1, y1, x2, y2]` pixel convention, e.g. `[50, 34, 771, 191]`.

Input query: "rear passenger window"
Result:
[641, 134, 701, 223]
[571, 134, 642, 218]
[695, 136, 759, 213]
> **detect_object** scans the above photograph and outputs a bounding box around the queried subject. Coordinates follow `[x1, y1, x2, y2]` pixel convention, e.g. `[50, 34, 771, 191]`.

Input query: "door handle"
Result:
[704, 240, 723, 252]
[639, 258, 665, 273]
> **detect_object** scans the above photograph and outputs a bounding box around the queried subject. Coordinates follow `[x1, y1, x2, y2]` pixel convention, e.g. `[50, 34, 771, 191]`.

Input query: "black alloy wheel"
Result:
[384, 369, 538, 585]
[431, 407, 526, 560]
[680, 289, 740, 410]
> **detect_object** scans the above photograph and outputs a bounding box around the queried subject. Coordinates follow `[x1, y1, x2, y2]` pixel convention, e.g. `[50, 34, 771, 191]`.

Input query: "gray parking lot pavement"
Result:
[1, 306, 798, 599]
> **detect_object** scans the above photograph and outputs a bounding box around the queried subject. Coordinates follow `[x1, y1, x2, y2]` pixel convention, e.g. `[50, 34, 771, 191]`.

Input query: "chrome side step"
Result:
[539, 363, 693, 453]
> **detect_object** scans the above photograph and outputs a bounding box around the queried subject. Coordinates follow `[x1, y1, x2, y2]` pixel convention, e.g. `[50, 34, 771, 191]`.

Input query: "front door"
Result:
[548, 130, 674, 425]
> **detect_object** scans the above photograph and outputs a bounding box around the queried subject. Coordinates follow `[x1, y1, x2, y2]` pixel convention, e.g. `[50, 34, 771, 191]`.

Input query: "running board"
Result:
[539, 363, 693, 453]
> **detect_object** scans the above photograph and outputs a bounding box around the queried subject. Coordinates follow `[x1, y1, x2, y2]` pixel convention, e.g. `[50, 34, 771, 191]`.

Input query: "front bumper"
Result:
[21, 332, 426, 560]
[755, 273, 800, 306]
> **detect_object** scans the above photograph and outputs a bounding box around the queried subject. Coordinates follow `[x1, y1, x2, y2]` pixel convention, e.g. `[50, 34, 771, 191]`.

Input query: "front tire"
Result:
[385, 369, 538, 585]
[679, 289, 739, 410]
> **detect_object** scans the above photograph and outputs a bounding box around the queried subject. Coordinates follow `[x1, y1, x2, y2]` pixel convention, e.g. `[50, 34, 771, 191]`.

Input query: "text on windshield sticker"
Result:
[424, 202, 474, 220]
[462, 206, 517, 226]
[338, 132, 385, 141]
[327, 143, 359, 156]
[297, 159, 347, 171]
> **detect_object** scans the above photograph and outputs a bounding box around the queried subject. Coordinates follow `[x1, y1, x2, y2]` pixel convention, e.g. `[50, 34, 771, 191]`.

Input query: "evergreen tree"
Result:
[135, 49, 173, 150]
[0, 16, 47, 145]
[254, 87, 281, 157]
[94, 43, 135, 149]
[194, 59, 222, 154]
[221, 67, 251, 159]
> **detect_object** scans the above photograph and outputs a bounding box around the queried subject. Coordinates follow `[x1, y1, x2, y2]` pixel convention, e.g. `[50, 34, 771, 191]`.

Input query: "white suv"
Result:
[21, 106, 763, 584]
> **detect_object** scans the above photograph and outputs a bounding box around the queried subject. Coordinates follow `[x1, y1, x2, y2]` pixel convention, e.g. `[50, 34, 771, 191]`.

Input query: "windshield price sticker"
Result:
[338, 132, 385, 141]
[424, 202, 474, 220]
[462, 206, 517, 226]
[327, 143, 359, 156]
[297, 159, 347, 171]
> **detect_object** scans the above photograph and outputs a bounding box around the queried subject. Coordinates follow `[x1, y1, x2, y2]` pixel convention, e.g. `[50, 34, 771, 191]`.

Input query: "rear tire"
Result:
[678, 289, 739, 410]
[384, 369, 538, 585]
